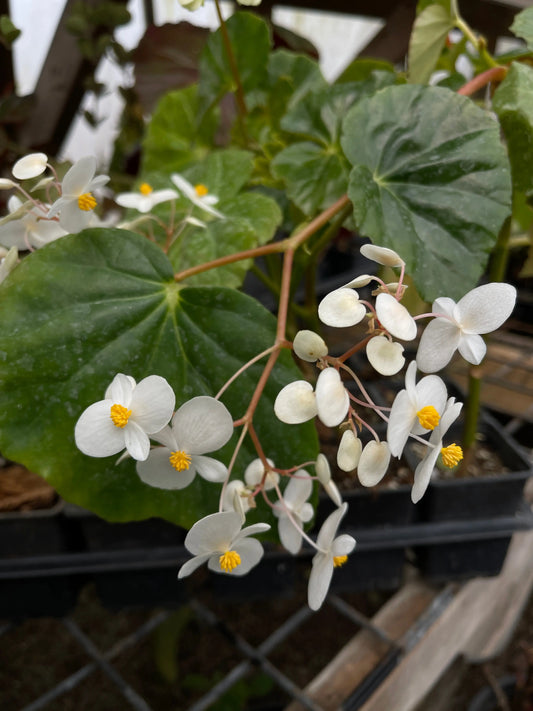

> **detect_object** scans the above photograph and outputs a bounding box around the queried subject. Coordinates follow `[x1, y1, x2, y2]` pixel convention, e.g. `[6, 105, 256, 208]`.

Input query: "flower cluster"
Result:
[72, 241, 516, 611]
[0, 153, 224, 256]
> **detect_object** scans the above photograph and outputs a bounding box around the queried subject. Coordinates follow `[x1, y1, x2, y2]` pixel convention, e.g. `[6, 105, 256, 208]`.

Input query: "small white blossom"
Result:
[411, 398, 463, 503]
[316, 453, 342, 506]
[308, 503, 356, 610]
[274, 471, 314, 554]
[0, 178, 17, 190]
[293, 330, 328, 362]
[375, 293, 417, 341]
[244, 458, 278, 490]
[0, 195, 67, 250]
[357, 440, 391, 487]
[337, 430, 362, 472]
[48, 156, 109, 233]
[12, 153, 48, 180]
[274, 368, 349, 428]
[136, 396, 234, 489]
[115, 182, 178, 213]
[387, 361, 448, 458]
[75, 373, 175, 461]
[318, 288, 366, 327]
[360, 243, 404, 267]
[170, 173, 224, 218]
[366, 335, 405, 376]
[222, 480, 252, 515]
[417, 283, 517, 373]
[178, 511, 270, 578]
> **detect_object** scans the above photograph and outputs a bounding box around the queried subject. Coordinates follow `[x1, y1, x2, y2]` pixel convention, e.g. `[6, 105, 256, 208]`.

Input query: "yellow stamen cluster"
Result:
[219, 550, 241, 573]
[77, 192, 97, 211]
[194, 183, 209, 197]
[417, 405, 440, 430]
[139, 182, 153, 195]
[333, 555, 348, 568]
[441, 444, 463, 468]
[169, 450, 192, 472]
[110, 403, 132, 428]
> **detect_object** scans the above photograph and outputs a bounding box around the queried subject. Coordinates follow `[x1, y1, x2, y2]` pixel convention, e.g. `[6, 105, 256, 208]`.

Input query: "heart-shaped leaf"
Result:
[342, 84, 511, 301]
[0, 229, 317, 529]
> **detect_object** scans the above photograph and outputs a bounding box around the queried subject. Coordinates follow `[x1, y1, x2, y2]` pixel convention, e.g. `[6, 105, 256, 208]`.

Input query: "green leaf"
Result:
[408, 3, 456, 84]
[198, 12, 271, 114]
[0, 15, 20, 46]
[0, 229, 317, 529]
[493, 62, 533, 193]
[141, 86, 217, 174]
[511, 7, 533, 50]
[336, 58, 395, 84]
[272, 142, 348, 215]
[341, 84, 512, 301]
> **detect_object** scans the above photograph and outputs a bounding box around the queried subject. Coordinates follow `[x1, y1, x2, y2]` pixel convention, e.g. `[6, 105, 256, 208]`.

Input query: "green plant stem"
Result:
[213, 0, 249, 146]
[489, 214, 512, 282]
[455, 17, 499, 69]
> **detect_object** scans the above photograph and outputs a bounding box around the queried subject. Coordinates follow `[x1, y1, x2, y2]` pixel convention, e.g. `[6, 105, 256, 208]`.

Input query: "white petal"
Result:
[278, 516, 303, 554]
[105, 373, 136, 404]
[12, 153, 48, 180]
[337, 430, 362, 471]
[293, 330, 328, 362]
[222, 480, 250, 513]
[376, 293, 417, 341]
[62, 156, 96, 196]
[237, 522, 271, 540]
[283, 472, 313, 509]
[136, 447, 196, 489]
[185, 511, 242, 555]
[315, 453, 331, 485]
[178, 552, 211, 579]
[308, 552, 334, 610]
[358, 440, 390, 487]
[171, 396, 233, 454]
[274, 381, 317, 424]
[170, 173, 196, 199]
[432, 296, 456, 319]
[366, 336, 405, 375]
[438, 398, 462, 437]
[343, 274, 375, 288]
[208, 538, 265, 575]
[324, 479, 343, 507]
[149, 425, 177, 450]
[316, 368, 349, 427]
[0, 178, 16, 189]
[387, 390, 414, 458]
[75, 400, 125, 457]
[416, 317, 461, 373]
[456, 283, 516, 334]
[124, 421, 151, 460]
[58, 199, 93, 233]
[244, 458, 276, 488]
[318, 288, 366, 327]
[316, 502, 347, 550]
[332, 534, 356, 557]
[412, 445, 440, 503]
[130, 375, 176, 434]
[458, 333, 486, 365]
[192, 454, 228, 482]
[360, 243, 403, 267]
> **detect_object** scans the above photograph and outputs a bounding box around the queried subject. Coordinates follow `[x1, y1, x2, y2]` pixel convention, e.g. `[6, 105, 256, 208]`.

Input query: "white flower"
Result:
[375, 293, 417, 341]
[274, 471, 314, 554]
[411, 397, 463, 503]
[136, 396, 233, 489]
[274, 368, 349, 428]
[0, 246, 18, 283]
[293, 330, 328, 362]
[316, 453, 342, 506]
[357, 440, 391, 486]
[417, 283, 517, 373]
[318, 288, 366, 327]
[178, 511, 270, 578]
[244, 457, 278, 490]
[308, 503, 356, 610]
[12, 153, 48, 180]
[366, 335, 405, 375]
[0, 178, 17, 190]
[337, 430, 362, 472]
[222, 480, 252, 514]
[360, 243, 404, 267]
[170, 173, 224, 218]
[48, 156, 109, 233]
[387, 361, 448, 458]
[0, 195, 67, 250]
[115, 182, 178, 213]
[75, 373, 175, 461]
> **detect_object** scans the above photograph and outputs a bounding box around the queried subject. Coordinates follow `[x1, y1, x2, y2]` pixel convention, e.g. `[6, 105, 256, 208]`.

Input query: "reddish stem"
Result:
[457, 66, 507, 96]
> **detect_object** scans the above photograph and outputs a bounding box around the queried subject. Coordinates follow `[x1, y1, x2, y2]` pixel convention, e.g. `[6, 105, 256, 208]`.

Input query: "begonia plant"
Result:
[0, 0, 530, 609]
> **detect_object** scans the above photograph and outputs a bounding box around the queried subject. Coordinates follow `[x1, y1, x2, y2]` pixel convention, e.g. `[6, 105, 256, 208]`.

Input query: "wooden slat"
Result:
[285, 581, 437, 711]
[358, 531, 533, 711]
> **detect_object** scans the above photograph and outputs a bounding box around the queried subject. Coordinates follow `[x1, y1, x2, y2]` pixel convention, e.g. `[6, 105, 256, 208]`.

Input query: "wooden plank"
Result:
[358, 531, 533, 711]
[285, 581, 437, 711]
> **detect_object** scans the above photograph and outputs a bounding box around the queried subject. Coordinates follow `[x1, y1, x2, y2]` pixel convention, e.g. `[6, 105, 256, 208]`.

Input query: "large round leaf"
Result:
[0, 229, 317, 528]
[342, 84, 512, 301]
